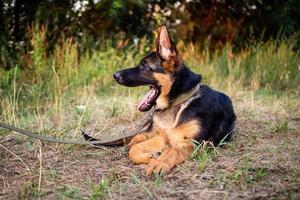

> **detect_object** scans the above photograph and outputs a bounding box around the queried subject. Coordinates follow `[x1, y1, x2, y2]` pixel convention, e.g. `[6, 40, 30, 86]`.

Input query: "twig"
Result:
[232, 152, 252, 165]
[38, 145, 42, 192]
[0, 144, 31, 172]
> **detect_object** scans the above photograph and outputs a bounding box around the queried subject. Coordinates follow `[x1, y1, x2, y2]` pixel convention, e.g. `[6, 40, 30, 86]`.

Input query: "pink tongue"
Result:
[137, 88, 156, 111]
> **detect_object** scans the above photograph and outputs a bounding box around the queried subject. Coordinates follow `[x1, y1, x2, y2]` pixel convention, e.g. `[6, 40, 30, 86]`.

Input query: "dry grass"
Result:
[1, 88, 299, 200]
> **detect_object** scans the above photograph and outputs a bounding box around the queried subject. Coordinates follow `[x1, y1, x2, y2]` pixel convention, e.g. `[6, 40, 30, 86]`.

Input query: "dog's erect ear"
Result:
[157, 26, 175, 60]
[156, 26, 181, 72]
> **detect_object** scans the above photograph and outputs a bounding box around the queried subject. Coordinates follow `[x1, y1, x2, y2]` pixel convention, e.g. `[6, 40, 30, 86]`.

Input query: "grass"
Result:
[89, 179, 111, 200]
[0, 29, 300, 199]
[191, 141, 219, 172]
[57, 185, 82, 200]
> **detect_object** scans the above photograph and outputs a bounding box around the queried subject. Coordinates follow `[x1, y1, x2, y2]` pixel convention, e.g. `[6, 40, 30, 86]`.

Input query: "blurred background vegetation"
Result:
[1, 0, 299, 69]
[0, 0, 299, 126]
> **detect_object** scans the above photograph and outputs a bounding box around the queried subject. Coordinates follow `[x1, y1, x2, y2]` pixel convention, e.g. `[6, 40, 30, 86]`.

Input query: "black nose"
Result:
[113, 72, 121, 81]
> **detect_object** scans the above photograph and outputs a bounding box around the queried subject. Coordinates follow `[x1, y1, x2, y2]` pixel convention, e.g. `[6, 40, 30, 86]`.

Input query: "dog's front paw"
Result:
[128, 134, 147, 147]
[145, 159, 171, 176]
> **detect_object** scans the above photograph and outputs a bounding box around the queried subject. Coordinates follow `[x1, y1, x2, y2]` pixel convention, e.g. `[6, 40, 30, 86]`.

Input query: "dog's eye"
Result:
[140, 63, 151, 71]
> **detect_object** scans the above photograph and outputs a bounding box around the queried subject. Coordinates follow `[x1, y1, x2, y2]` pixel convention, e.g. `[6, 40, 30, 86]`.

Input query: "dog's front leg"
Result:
[129, 133, 169, 164]
[145, 142, 194, 176]
[145, 120, 200, 175]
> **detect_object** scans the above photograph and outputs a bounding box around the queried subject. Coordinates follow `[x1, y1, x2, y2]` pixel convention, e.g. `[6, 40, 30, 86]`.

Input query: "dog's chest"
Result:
[152, 106, 181, 130]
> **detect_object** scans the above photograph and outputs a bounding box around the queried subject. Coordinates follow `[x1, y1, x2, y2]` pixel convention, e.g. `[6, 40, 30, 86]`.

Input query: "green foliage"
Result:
[271, 118, 290, 134]
[209, 39, 300, 90]
[57, 185, 82, 200]
[230, 157, 269, 185]
[49, 168, 58, 180]
[191, 141, 219, 172]
[18, 181, 45, 199]
[153, 172, 164, 187]
[89, 179, 110, 200]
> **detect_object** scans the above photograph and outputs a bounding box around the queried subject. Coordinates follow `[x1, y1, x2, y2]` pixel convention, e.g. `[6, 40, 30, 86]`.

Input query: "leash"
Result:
[0, 84, 200, 146]
[0, 109, 154, 146]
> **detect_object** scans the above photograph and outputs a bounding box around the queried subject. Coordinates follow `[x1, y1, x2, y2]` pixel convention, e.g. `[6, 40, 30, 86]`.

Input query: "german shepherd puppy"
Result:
[113, 26, 236, 176]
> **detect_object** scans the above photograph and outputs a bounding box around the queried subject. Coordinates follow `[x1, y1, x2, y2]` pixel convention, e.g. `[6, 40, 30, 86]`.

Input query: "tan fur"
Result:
[145, 148, 187, 175]
[166, 120, 200, 148]
[153, 105, 180, 130]
[145, 120, 200, 175]
[153, 73, 173, 110]
[128, 130, 157, 147]
[129, 132, 169, 164]
[152, 87, 200, 130]
[162, 58, 176, 73]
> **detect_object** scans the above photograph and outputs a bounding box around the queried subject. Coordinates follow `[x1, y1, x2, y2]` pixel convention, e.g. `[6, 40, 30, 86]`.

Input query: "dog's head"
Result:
[113, 26, 201, 111]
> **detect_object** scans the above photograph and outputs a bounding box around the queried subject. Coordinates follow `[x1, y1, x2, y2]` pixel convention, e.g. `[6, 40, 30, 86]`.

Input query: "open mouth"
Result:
[137, 86, 159, 112]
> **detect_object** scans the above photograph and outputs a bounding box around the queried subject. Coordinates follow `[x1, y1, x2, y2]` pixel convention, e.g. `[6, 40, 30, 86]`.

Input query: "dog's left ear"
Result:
[157, 26, 181, 73]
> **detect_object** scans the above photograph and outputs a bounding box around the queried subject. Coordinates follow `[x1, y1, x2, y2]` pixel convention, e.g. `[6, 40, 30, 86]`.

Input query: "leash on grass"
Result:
[0, 85, 202, 146]
[0, 109, 154, 147]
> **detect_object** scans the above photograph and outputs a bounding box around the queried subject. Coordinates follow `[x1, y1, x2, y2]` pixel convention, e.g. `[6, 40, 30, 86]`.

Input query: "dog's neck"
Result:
[155, 65, 201, 111]
[169, 83, 200, 107]
[155, 83, 200, 111]
[169, 66, 201, 96]
[168, 66, 201, 106]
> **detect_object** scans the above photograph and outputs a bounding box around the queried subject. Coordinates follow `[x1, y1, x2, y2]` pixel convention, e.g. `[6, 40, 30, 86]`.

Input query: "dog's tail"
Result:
[81, 130, 136, 147]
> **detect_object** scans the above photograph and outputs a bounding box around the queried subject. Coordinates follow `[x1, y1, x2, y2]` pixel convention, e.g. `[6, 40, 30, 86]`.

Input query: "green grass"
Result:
[57, 185, 82, 200]
[89, 179, 111, 200]
[18, 181, 45, 199]
[271, 118, 290, 134]
[0, 33, 299, 131]
[191, 141, 219, 172]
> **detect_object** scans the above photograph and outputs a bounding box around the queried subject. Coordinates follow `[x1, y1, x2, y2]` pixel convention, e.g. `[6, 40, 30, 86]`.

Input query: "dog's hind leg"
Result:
[129, 133, 169, 164]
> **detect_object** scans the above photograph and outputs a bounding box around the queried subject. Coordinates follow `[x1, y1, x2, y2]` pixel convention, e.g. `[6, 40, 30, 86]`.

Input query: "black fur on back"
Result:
[178, 85, 236, 145]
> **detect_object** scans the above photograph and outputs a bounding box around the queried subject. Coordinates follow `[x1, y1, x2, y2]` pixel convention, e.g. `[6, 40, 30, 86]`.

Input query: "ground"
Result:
[1, 90, 299, 200]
